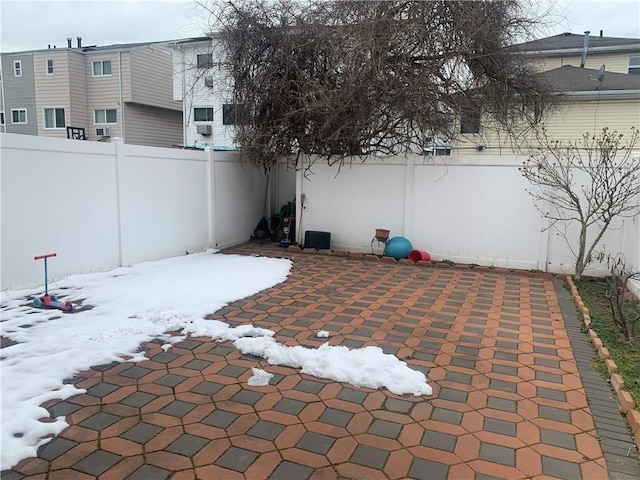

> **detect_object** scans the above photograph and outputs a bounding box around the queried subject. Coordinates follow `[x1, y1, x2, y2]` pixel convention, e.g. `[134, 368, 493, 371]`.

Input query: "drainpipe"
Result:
[179, 45, 187, 146]
[118, 51, 125, 140]
[580, 31, 590, 68]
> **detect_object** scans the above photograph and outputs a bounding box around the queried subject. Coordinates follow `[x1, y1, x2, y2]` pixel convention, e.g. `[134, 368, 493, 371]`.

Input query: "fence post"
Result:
[536, 191, 552, 272]
[112, 137, 124, 266]
[206, 147, 216, 249]
[403, 154, 415, 238]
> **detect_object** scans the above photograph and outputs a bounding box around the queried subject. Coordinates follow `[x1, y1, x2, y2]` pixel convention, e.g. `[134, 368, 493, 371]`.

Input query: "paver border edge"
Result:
[565, 275, 640, 453]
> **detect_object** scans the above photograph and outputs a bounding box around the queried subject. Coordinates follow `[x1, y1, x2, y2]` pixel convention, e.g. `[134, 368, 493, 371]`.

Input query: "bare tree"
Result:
[200, 0, 553, 170]
[595, 252, 640, 343]
[520, 127, 640, 281]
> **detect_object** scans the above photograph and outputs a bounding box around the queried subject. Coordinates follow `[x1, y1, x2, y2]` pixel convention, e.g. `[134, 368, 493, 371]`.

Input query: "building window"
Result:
[629, 55, 640, 75]
[44, 108, 66, 129]
[196, 53, 213, 68]
[46, 59, 54, 75]
[92, 60, 112, 76]
[222, 104, 251, 125]
[94, 109, 117, 124]
[11, 109, 27, 124]
[194, 107, 214, 122]
[14, 60, 22, 77]
[460, 103, 481, 134]
[0, 112, 4, 125]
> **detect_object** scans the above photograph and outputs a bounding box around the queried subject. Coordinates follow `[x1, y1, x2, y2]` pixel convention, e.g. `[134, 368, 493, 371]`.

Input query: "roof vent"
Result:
[77, 37, 82, 48]
[580, 31, 590, 68]
[67, 38, 72, 48]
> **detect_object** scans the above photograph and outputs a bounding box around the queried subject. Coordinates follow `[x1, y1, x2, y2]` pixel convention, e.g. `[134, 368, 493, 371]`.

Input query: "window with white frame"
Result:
[92, 60, 112, 76]
[94, 109, 117, 124]
[196, 53, 213, 68]
[14, 60, 22, 77]
[11, 109, 27, 124]
[194, 107, 214, 122]
[629, 55, 640, 75]
[43, 108, 66, 129]
[46, 59, 54, 75]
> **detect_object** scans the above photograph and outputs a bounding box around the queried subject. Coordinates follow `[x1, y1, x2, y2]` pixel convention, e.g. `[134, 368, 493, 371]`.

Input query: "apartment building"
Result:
[1, 38, 183, 147]
[170, 36, 245, 149]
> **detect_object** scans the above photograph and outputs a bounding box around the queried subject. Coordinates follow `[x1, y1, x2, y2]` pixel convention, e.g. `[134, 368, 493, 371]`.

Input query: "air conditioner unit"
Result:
[96, 127, 111, 137]
[197, 124, 212, 136]
[204, 76, 214, 88]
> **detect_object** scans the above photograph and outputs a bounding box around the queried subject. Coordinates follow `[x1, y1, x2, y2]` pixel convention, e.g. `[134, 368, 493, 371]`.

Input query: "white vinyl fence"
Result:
[295, 154, 640, 285]
[0, 133, 287, 290]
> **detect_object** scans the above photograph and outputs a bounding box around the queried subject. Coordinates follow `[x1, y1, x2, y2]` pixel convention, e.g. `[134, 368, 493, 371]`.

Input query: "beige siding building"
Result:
[1, 39, 182, 147]
[451, 32, 640, 155]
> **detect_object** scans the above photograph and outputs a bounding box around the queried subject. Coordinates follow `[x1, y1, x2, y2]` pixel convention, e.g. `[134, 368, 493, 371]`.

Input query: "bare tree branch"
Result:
[520, 127, 640, 280]
[201, 0, 554, 170]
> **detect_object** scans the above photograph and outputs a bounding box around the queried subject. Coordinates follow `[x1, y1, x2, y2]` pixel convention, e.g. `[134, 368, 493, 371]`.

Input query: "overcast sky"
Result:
[1, 0, 639, 53]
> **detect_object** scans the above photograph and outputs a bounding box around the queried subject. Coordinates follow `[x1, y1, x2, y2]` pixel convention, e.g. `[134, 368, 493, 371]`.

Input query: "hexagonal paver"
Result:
[128, 465, 171, 480]
[368, 419, 402, 439]
[73, 450, 122, 476]
[167, 434, 209, 456]
[120, 366, 152, 379]
[247, 420, 286, 441]
[122, 391, 157, 408]
[296, 432, 335, 455]
[160, 400, 197, 417]
[274, 398, 305, 415]
[122, 422, 163, 444]
[319, 408, 352, 427]
[408, 458, 449, 480]
[230, 390, 265, 405]
[156, 373, 187, 387]
[350, 445, 389, 469]
[270, 461, 313, 480]
[191, 381, 224, 396]
[37, 437, 77, 461]
[215, 446, 259, 472]
[479, 442, 515, 467]
[420, 430, 457, 452]
[86, 382, 120, 398]
[542, 456, 581, 478]
[295, 379, 324, 394]
[218, 365, 248, 378]
[202, 410, 240, 428]
[336, 388, 368, 404]
[79, 412, 121, 431]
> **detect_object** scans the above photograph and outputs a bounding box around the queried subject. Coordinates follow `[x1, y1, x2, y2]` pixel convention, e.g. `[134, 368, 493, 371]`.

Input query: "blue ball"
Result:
[385, 236, 413, 260]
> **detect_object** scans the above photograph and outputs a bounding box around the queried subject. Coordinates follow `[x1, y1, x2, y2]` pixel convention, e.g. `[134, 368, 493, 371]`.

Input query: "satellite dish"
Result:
[589, 64, 605, 83]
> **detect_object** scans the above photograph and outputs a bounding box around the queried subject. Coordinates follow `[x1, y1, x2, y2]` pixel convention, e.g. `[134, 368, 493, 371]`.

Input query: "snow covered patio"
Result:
[2, 244, 639, 480]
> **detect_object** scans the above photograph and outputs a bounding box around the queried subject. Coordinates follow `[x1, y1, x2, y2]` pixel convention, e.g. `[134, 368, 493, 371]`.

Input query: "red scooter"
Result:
[33, 253, 74, 312]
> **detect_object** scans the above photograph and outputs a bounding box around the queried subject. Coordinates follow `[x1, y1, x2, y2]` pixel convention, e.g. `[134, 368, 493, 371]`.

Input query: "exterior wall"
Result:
[85, 51, 124, 141]
[295, 153, 638, 277]
[451, 97, 640, 156]
[68, 51, 89, 132]
[0, 76, 5, 133]
[172, 40, 238, 149]
[530, 52, 634, 74]
[33, 50, 71, 139]
[1, 53, 37, 135]
[129, 46, 181, 111]
[123, 103, 183, 148]
[1, 133, 268, 290]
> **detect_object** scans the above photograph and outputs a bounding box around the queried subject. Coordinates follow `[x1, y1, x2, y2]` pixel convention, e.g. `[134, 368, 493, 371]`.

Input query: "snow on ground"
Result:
[0, 250, 432, 471]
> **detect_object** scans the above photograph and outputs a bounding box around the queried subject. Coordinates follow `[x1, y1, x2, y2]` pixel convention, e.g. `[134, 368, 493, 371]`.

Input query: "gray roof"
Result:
[537, 65, 640, 92]
[514, 32, 640, 54]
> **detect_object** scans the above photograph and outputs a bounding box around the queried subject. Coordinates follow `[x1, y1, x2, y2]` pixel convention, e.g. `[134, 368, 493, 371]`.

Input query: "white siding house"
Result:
[170, 36, 240, 149]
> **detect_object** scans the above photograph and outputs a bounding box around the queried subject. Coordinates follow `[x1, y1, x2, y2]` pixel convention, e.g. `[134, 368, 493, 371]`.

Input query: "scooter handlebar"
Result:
[34, 253, 57, 260]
